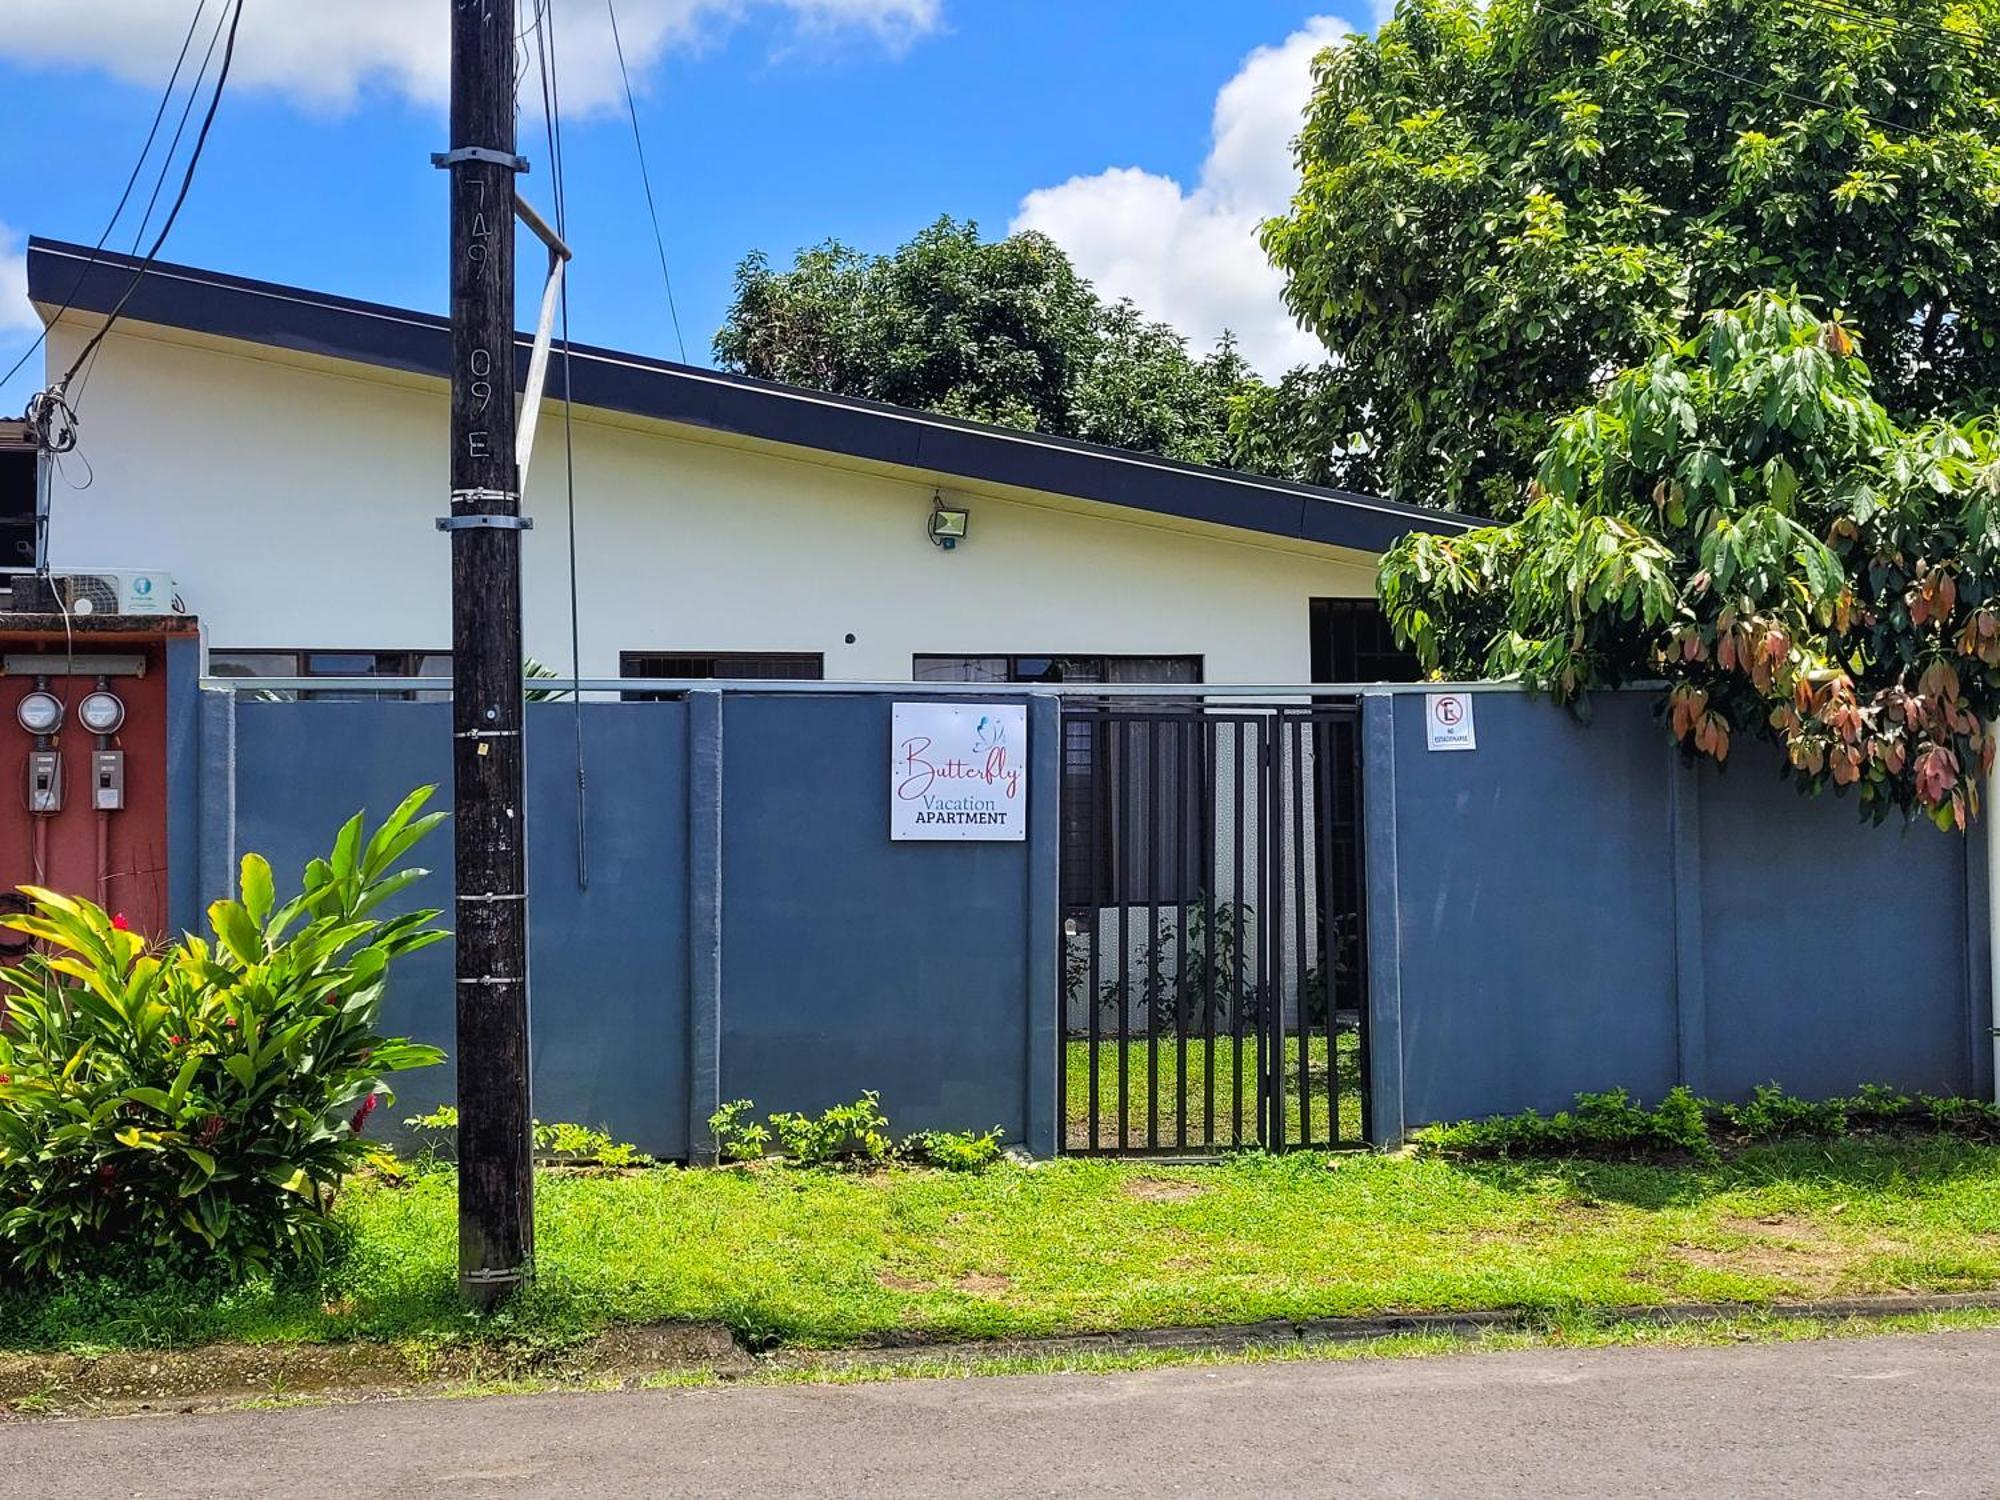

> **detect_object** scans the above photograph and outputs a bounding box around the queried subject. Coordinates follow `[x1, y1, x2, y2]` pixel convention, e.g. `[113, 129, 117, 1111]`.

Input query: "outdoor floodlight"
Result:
[929, 491, 970, 550]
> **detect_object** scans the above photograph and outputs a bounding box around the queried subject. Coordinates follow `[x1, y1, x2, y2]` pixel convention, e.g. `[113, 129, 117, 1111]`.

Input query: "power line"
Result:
[607, 0, 689, 363]
[1, 0, 214, 397]
[532, 0, 592, 891]
[56, 0, 246, 397]
[1540, 0, 1951, 140]
[129, 0, 233, 254]
[1782, 0, 1987, 57]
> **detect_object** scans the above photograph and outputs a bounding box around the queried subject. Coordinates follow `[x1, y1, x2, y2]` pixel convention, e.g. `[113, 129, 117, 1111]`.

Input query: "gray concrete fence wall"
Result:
[192, 682, 1993, 1157]
[1362, 690, 1994, 1137]
[197, 688, 1060, 1159]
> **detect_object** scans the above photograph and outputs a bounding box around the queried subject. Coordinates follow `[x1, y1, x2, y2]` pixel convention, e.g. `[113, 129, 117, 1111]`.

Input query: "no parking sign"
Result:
[1425, 692, 1477, 751]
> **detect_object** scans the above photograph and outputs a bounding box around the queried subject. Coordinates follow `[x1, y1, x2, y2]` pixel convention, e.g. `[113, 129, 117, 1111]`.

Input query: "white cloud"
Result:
[0, 0, 940, 113]
[0, 224, 36, 339]
[1011, 15, 1349, 378]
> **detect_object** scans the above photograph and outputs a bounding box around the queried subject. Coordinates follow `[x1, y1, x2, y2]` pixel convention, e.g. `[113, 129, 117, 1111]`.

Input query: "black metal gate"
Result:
[1058, 699, 1370, 1155]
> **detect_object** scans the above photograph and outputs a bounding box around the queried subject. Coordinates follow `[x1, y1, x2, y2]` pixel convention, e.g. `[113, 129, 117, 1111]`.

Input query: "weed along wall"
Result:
[198, 688, 1061, 1160]
[1362, 688, 1993, 1137]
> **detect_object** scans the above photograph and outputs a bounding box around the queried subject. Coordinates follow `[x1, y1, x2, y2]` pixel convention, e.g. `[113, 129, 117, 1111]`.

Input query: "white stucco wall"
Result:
[47, 321, 1379, 681]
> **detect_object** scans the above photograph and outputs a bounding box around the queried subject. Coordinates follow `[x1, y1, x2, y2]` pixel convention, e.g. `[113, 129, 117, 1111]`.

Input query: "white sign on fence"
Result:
[890, 702, 1029, 841]
[1425, 691, 1477, 752]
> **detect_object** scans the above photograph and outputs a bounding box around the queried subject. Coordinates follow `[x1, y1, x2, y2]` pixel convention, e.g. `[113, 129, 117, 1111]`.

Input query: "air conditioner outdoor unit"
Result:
[9, 569, 177, 616]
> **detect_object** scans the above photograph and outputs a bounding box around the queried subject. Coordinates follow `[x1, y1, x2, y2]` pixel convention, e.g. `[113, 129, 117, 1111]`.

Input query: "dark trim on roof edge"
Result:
[26, 237, 1475, 553]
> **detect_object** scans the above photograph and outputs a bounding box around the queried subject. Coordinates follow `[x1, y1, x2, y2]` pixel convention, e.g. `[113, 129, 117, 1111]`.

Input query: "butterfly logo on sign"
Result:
[971, 714, 1006, 753]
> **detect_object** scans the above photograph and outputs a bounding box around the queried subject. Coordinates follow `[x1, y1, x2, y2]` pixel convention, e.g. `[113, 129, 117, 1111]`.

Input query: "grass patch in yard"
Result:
[1063, 1032, 1363, 1150]
[3, 1134, 1999, 1358]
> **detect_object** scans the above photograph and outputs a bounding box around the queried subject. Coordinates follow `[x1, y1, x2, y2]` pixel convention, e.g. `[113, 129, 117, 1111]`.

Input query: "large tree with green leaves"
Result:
[1380, 294, 2000, 828]
[714, 217, 1260, 468]
[1255, 0, 2000, 515]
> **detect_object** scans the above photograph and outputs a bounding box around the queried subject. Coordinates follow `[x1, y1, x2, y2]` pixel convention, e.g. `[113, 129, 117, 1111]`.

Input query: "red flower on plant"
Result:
[110, 912, 132, 932]
[223, 1017, 238, 1029]
[350, 1093, 379, 1135]
[167, 1034, 184, 1046]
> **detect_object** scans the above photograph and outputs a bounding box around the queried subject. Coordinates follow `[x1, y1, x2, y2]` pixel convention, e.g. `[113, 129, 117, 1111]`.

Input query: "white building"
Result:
[18, 237, 1468, 691]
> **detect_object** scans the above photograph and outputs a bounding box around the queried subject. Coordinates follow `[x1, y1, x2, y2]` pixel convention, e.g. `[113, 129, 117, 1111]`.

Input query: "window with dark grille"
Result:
[1310, 598, 1422, 684]
[208, 649, 451, 701]
[913, 655, 1202, 908]
[0, 423, 38, 572]
[619, 651, 824, 700]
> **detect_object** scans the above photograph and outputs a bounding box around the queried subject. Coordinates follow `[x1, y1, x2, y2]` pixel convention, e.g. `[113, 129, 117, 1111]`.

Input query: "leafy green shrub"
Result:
[1416, 1082, 2000, 1162]
[1849, 1083, 1913, 1124]
[1921, 1093, 2000, 1141]
[532, 1120, 651, 1168]
[899, 1127, 1006, 1172]
[1718, 1083, 1849, 1140]
[402, 1104, 459, 1167]
[1414, 1087, 1713, 1162]
[707, 1100, 769, 1163]
[766, 1092, 891, 1167]
[0, 789, 449, 1277]
[403, 1106, 651, 1168]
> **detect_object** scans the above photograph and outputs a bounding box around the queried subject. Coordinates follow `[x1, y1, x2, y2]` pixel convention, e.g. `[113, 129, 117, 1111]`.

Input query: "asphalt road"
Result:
[10, 1329, 2000, 1499]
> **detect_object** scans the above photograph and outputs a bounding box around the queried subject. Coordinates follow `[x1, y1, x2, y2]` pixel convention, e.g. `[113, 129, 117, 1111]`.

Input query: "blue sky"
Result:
[0, 1, 1373, 416]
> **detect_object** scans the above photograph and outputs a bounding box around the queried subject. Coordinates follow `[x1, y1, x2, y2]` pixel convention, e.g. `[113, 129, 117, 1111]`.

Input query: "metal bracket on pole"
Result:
[514, 194, 572, 262]
[431, 146, 529, 172]
[437, 514, 534, 532]
[460, 1265, 527, 1285]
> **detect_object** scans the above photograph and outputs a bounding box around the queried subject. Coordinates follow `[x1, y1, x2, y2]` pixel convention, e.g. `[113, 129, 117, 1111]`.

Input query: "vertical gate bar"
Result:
[1146, 716, 1162, 1150]
[1202, 713, 1217, 1150]
[1349, 707, 1375, 1146]
[1231, 717, 1247, 1147]
[1264, 713, 1284, 1151]
[1117, 715, 1131, 1155]
[1291, 711, 1310, 1147]
[1174, 715, 1189, 1153]
[1086, 712, 1103, 1155]
[1313, 713, 1341, 1146]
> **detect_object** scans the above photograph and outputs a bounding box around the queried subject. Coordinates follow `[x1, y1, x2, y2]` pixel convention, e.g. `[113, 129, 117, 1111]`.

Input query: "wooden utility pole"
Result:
[443, 0, 533, 1308]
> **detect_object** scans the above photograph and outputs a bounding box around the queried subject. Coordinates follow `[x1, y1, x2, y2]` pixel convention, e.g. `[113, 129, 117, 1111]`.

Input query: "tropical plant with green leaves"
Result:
[0, 788, 449, 1277]
[1379, 293, 2000, 828]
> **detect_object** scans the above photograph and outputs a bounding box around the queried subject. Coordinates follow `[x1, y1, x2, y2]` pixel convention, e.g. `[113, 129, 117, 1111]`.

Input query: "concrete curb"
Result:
[765, 1290, 2000, 1371]
[8, 1292, 2000, 1417]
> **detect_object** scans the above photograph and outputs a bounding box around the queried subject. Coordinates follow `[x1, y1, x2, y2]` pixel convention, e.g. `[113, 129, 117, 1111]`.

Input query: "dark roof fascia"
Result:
[26, 237, 1476, 553]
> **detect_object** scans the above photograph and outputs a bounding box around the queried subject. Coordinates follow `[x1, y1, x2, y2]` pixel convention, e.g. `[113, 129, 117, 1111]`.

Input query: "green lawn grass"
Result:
[4, 1135, 2000, 1357]
[1064, 1032, 1362, 1151]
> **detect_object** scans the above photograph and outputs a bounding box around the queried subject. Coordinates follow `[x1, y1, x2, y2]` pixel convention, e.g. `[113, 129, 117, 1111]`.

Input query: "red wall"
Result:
[0, 627, 179, 940]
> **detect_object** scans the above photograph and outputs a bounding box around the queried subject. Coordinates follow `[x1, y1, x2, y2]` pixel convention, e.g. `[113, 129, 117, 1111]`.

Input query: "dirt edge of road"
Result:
[8, 1290, 2000, 1420]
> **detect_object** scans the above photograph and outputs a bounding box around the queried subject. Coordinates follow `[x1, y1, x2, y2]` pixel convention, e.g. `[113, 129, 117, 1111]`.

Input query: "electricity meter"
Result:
[15, 691, 62, 736]
[78, 690, 126, 735]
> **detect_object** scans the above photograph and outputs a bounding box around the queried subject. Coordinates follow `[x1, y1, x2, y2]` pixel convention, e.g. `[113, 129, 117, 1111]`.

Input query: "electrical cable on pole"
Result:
[531, 0, 593, 891]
